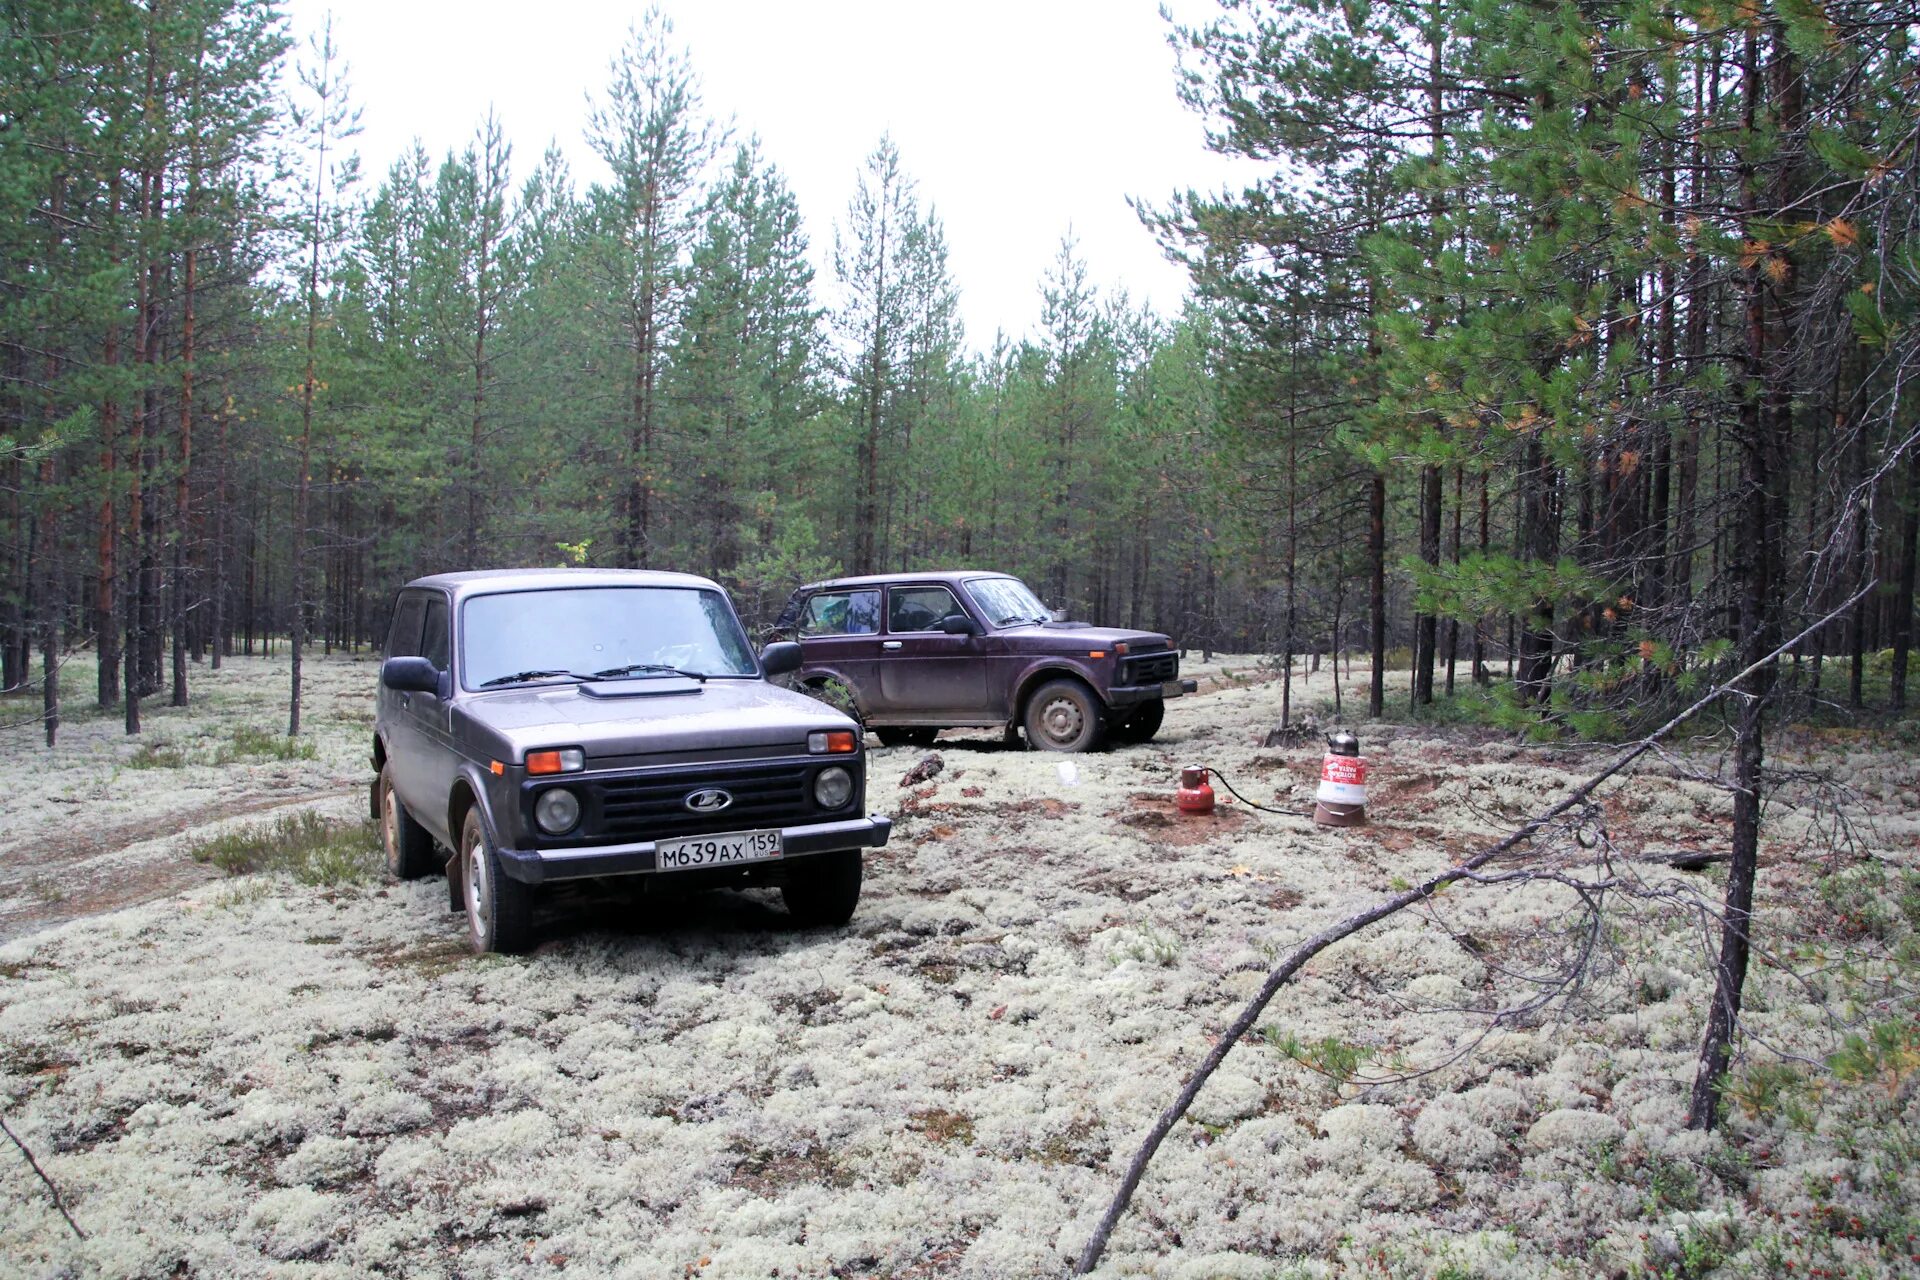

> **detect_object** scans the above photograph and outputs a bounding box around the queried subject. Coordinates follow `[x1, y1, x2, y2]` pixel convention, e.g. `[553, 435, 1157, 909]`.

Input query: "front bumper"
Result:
[1107, 678, 1199, 708]
[495, 814, 892, 885]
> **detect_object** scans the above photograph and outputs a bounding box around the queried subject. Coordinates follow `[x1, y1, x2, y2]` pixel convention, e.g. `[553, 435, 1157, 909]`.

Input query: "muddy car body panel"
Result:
[372, 568, 888, 950]
[775, 571, 1195, 749]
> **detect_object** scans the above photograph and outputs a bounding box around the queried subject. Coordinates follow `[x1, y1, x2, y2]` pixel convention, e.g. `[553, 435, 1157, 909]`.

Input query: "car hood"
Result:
[994, 623, 1173, 652]
[460, 679, 856, 760]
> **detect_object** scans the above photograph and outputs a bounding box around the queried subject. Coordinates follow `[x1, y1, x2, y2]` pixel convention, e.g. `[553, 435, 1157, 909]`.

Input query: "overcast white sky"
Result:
[279, 0, 1260, 350]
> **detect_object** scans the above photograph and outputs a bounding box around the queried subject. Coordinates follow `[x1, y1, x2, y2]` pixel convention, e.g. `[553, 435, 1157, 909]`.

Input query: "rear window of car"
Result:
[888, 585, 962, 633]
[800, 590, 880, 637]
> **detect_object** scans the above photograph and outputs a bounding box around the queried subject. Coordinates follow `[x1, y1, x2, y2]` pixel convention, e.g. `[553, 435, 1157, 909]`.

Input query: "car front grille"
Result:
[586, 760, 823, 841]
[1125, 652, 1178, 684]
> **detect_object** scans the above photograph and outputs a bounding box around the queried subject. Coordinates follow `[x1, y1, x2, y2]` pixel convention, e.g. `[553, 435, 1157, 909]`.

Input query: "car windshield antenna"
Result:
[478, 669, 591, 688]
[591, 663, 708, 683]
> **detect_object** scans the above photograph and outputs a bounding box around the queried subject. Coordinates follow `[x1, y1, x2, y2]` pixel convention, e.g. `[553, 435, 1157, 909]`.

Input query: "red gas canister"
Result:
[1176, 765, 1215, 816]
[1313, 731, 1367, 827]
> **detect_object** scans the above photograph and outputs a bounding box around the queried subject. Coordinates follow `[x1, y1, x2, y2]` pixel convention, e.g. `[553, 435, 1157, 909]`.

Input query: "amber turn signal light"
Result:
[1088, 650, 1106, 659]
[525, 747, 585, 775]
[808, 730, 858, 754]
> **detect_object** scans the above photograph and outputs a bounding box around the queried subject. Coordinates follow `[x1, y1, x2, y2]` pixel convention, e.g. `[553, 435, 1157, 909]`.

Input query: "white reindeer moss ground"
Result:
[1, 655, 1917, 1277]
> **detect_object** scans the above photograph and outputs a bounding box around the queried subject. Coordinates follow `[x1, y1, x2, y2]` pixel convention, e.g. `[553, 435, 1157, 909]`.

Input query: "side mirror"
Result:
[760, 641, 803, 677]
[382, 656, 441, 694]
[941, 614, 981, 637]
[1049, 608, 1067, 623]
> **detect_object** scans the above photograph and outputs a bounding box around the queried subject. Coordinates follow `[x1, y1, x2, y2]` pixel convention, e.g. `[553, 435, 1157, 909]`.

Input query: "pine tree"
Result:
[583, 7, 724, 569]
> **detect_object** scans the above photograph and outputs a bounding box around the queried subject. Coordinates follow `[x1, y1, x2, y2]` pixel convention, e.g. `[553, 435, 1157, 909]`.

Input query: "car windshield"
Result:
[461, 587, 757, 689]
[964, 577, 1050, 628]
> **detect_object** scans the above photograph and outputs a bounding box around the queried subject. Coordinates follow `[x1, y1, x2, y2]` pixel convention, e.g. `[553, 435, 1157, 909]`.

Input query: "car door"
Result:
[877, 584, 990, 717]
[403, 592, 460, 839]
[795, 588, 885, 715]
[381, 592, 432, 813]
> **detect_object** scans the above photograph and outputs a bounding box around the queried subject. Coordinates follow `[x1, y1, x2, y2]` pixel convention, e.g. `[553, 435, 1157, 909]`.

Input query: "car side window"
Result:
[888, 585, 962, 633]
[387, 595, 426, 657]
[421, 597, 451, 671]
[800, 590, 881, 637]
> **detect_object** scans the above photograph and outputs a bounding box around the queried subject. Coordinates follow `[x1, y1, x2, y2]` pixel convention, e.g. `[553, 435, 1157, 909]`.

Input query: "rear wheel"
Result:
[1023, 678, 1105, 752]
[875, 727, 938, 749]
[782, 849, 863, 927]
[1111, 699, 1165, 745]
[462, 809, 533, 955]
[380, 765, 437, 880]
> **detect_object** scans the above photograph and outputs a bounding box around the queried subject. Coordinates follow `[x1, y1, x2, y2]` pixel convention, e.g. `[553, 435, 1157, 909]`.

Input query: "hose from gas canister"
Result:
[1203, 766, 1313, 818]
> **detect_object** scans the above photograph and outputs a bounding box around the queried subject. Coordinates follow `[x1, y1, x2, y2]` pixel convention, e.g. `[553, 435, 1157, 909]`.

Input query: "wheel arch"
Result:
[798, 668, 865, 718]
[1013, 664, 1101, 718]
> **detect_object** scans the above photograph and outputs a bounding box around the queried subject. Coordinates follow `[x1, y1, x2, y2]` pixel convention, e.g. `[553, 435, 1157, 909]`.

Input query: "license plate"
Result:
[655, 829, 783, 871]
[1162, 680, 1187, 698]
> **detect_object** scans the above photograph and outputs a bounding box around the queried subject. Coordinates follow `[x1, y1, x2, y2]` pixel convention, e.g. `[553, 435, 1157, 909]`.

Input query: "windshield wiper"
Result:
[478, 669, 591, 688]
[591, 663, 708, 683]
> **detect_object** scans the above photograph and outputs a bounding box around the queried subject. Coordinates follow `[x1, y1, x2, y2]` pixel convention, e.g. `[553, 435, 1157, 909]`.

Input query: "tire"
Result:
[782, 848, 863, 928]
[1023, 678, 1105, 752]
[462, 808, 533, 955]
[1112, 699, 1165, 745]
[875, 727, 938, 749]
[380, 765, 437, 880]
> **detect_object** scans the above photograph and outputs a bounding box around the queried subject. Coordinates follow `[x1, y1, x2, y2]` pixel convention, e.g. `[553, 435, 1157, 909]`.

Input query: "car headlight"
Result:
[813, 766, 853, 810]
[535, 787, 580, 835]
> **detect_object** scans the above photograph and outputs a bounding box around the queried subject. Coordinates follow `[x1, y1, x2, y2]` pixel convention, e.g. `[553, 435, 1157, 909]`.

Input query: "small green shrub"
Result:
[1725, 1059, 1807, 1121]
[1817, 864, 1920, 942]
[189, 811, 380, 886]
[1643, 1152, 1703, 1212]
[1829, 1019, 1920, 1092]
[128, 740, 189, 769]
[215, 724, 318, 764]
[1264, 1029, 1375, 1086]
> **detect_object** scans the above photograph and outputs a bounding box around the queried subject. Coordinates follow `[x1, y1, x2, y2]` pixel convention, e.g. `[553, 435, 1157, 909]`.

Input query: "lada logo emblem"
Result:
[684, 788, 732, 814]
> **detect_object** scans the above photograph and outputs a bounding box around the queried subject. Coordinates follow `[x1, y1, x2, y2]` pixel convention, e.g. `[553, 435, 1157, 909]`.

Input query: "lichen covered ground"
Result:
[1, 653, 1917, 1278]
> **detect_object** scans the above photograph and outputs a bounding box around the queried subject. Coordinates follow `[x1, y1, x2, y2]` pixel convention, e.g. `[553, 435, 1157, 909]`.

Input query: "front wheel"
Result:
[1111, 699, 1165, 745]
[462, 809, 533, 955]
[782, 849, 863, 928]
[1023, 678, 1105, 752]
[380, 765, 437, 880]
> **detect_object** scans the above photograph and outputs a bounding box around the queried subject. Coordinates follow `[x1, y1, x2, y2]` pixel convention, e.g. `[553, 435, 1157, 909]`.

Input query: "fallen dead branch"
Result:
[1, 1115, 84, 1240]
[1634, 849, 1732, 871]
[1072, 591, 1870, 1274]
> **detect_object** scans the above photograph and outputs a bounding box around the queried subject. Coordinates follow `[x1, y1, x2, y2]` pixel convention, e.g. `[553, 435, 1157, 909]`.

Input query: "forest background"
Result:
[2, 0, 1918, 762]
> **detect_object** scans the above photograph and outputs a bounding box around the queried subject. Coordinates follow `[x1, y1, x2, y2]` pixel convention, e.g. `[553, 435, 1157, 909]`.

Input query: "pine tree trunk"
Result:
[1689, 25, 1793, 1131]
[1444, 465, 1461, 696]
[1414, 464, 1440, 706]
[1518, 435, 1559, 705]
[97, 302, 121, 707]
[210, 396, 227, 669]
[1368, 472, 1386, 718]
[172, 240, 196, 707]
[1892, 443, 1920, 711]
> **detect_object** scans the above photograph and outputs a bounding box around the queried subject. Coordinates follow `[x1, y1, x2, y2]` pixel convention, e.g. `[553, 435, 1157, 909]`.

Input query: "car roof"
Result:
[402, 567, 724, 600]
[796, 570, 1015, 592]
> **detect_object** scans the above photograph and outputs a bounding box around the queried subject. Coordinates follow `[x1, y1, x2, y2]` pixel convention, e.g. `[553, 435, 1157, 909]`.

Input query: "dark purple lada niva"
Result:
[773, 571, 1195, 752]
[374, 568, 890, 954]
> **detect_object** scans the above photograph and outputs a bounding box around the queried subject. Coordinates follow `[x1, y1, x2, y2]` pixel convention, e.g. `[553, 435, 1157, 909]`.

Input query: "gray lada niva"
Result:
[372, 568, 890, 954]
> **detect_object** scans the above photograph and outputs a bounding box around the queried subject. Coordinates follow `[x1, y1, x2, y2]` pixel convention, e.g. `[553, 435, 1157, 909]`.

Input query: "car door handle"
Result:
[882, 641, 902, 650]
